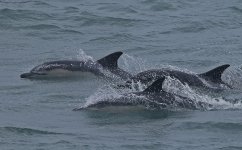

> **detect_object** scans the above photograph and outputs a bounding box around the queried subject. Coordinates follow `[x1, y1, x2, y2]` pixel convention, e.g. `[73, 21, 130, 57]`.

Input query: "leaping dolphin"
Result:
[125, 64, 231, 89]
[75, 77, 210, 110]
[20, 52, 132, 80]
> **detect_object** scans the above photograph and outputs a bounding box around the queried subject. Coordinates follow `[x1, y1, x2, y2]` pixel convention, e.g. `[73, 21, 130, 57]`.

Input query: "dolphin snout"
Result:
[20, 73, 33, 78]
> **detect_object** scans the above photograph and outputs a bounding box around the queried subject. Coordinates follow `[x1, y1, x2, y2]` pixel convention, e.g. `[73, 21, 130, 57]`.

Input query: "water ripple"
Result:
[0, 0, 55, 8]
[78, 11, 142, 27]
[0, 126, 61, 135]
[230, 6, 242, 14]
[89, 33, 139, 43]
[64, 6, 79, 14]
[0, 8, 53, 21]
[98, 4, 138, 14]
[173, 22, 207, 33]
[180, 122, 242, 131]
[219, 146, 242, 150]
[150, 2, 175, 12]
[22, 24, 60, 30]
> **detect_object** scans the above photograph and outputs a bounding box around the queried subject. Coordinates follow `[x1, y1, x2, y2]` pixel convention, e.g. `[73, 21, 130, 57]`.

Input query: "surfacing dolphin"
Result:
[126, 64, 231, 89]
[20, 52, 132, 80]
[75, 77, 210, 110]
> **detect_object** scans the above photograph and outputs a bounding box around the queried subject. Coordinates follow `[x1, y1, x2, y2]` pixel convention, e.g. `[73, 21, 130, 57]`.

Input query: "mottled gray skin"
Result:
[20, 52, 132, 80]
[127, 64, 231, 89]
[77, 78, 210, 110]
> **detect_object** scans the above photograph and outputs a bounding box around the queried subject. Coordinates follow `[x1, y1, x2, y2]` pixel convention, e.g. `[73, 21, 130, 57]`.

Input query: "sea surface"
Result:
[1, 0, 242, 149]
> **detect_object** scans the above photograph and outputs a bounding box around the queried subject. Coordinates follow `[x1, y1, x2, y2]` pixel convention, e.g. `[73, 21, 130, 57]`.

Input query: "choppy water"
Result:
[1, 0, 242, 149]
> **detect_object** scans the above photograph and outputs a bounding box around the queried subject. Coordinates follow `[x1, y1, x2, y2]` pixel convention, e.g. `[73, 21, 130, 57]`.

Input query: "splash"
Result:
[75, 49, 122, 80]
[82, 77, 242, 111]
[163, 76, 242, 110]
[82, 85, 122, 108]
[76, 48, 94, 62]
[79, 51, 242, 111]
[120, 53, 148, 74]
[222, 66, 242, 89]
[81, 83, 155, 109]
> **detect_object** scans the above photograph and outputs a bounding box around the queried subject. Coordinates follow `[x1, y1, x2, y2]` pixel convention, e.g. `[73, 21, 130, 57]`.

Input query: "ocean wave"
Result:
[22, 24, 60, 30]
[230, 6, 242, 14]
[64, 6, 79, 14]
[220, 146, 242, 150]
[0, 8, 53, 21]
[77, 11, 142, 27]
[19, 24, 83, 37]
[150, 2, 175, 12]
[0, 126, 61, 135]
[179, 122, 242, 131]
[61, 29, 83, 35]
[97, 4, 138, 14]
[173, 22, 208, 33]
[89, 33, 138, 43]
[0, 0, 55, 8]
[0, 0, 32, 4]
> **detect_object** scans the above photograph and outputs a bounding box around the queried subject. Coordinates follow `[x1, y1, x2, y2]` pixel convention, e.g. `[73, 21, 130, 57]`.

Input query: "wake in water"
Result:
[79, 51, 242, 111]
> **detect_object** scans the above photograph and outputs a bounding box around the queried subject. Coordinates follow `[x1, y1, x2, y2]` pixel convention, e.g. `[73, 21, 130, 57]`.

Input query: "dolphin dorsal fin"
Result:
[198, 64, 230, 83]
[144, 77, 165, 93]
[97, 51, 123, 68]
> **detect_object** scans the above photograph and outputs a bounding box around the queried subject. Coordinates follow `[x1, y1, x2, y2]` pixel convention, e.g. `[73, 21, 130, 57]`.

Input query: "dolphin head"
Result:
[20, 60, 99, 79]
[20, 63, 50, 78]
[20, 72, 33, 78]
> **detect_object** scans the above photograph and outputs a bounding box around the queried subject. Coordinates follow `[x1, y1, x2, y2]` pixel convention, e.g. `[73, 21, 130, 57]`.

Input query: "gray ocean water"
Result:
[1, 0, 242, 149]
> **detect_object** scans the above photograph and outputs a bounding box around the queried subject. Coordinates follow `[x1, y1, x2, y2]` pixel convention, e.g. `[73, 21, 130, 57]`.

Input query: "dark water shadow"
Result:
[76, 106, 191, 125]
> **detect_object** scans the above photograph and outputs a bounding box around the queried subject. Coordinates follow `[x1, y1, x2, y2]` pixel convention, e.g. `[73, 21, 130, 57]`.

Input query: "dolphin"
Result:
[75, 77, 210, 110]
[20, 51, 132, 80]
[125, 64, 231, 89]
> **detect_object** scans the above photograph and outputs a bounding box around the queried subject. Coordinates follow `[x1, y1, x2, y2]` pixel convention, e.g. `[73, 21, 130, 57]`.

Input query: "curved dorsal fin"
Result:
[144, 77, 165, 93]
[97, 51, 123, 68]
[198, 64, 230, 83]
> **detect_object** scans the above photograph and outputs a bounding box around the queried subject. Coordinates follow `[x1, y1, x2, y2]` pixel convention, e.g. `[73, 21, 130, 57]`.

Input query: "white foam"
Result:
[120, 53, 148, 74]
[222, 66, 242, 89]
[82, 85, 122, 108]
[76, 48, 94, 62]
